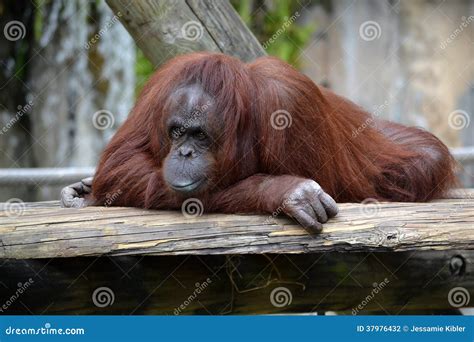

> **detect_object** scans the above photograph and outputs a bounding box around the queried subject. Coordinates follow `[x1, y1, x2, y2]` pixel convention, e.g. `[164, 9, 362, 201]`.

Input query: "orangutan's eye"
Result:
[195, 130, 207, 140]
[169, 126, 183, 139]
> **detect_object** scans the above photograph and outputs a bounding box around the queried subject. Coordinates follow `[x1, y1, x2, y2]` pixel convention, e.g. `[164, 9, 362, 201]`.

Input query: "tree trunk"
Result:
[0, 0, 35, 201]
[105, 0, 266, 68]
[27, 0, 136, 200]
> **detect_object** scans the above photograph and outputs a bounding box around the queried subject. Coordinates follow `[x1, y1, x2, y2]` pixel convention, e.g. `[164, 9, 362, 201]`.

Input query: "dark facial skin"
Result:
[162, 85, 216, 196]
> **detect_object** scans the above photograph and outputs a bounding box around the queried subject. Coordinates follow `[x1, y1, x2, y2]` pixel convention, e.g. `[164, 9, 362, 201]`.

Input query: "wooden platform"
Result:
[0, 190, 473, 314]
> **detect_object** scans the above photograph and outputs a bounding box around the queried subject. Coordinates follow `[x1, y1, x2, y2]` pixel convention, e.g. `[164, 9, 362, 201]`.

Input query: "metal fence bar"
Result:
[0, 167, 95, 185]
[0, 147, 472, 185]
[452, 146, 474, 163]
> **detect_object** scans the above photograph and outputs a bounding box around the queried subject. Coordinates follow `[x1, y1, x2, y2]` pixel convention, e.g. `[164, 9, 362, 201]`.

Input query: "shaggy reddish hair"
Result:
[92, 52, 457, 210]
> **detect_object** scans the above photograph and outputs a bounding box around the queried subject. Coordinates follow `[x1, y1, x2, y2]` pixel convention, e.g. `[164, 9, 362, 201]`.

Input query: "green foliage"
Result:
[33, 0, 43, 42]
[134, 0, 317, 94]
[135, 49, 154, 96]
[231, 0, 317, 67]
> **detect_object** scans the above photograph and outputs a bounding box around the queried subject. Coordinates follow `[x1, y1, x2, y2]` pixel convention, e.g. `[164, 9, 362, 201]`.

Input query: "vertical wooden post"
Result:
[105, 0, 266, 67]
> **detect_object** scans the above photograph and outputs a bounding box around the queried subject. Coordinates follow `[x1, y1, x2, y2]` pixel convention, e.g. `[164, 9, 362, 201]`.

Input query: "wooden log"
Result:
[105, 0, 265, 67]
[0, 251, 472, 314]
[0, 190, 473, 259]
[1, 191, 473, 314]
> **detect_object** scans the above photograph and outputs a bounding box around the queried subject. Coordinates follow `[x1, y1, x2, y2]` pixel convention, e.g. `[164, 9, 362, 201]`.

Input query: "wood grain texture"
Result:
[0, 189, 473, 259]
[185, 0, 265, 60]
[105, 0, 265, 67]
[1, 252, 472, 314]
